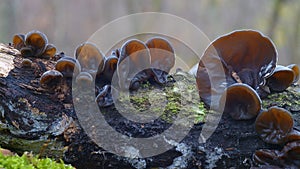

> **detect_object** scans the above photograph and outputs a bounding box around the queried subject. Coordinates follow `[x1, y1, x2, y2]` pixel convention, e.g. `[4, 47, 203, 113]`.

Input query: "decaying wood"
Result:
[0, 43, 299, 169]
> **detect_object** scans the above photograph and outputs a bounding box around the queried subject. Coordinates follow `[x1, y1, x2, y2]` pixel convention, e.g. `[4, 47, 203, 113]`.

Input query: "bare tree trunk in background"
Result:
[0, 0, 16, 42]
[267, 0, 284, 39]
[291, 3, 300, 64]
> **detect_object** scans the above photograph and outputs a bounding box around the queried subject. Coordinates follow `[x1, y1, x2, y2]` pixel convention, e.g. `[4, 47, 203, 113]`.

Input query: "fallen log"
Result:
[0, 43, 299, 169]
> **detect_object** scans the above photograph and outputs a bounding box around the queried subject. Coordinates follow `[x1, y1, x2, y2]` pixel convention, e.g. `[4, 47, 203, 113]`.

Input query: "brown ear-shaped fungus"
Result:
[253, 149, 283, 166]
[75, 42, 105, 76]
[145, 37, 175, 84]
[196, 30, 277, 107]
[12, 34, 25, 50]
[284, 130, 300, 144]
[255, 106, 294, 144]
[287, 64, 299, 84]
[118, 39, 151, 90]
[41, 44, 57, 59]
[95, 85, 113, 107]
[22, 30, 48, 57]
[266, 65, 294, 92]
[40, 70, 63, 89]
[21, 59, 32, 68]
[220, 83, 261, 120]
[55, 56, 81, 78]
[281, 141, 300, 166]
[75, 71, 93, 86]
[97, 55, 118, 87]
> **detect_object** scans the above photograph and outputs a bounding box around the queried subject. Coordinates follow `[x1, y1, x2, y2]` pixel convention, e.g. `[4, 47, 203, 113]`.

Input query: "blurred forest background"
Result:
[0, 0, 299, 67]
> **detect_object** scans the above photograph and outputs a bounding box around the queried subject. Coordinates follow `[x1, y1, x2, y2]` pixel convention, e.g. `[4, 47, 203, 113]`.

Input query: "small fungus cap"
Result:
[55, 56, 81, 78]
[266, 65, 294, 92]
[75, 42, 105, 76]
[24, 30, 48, 57]
[40, 70, 63, 89]
[255, 106, 294, 144]
[220, 83, 261, 120]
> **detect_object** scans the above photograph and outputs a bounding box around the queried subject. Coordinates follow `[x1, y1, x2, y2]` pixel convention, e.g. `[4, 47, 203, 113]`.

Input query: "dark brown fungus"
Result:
[95, 85, 113, 107]
[55, 56, 81, 78]
[253, 149, 283, 166]
[40, 70, 63, 89]
[253, 141, 300, 167]
[13, 30, 57, 58]
[12, 34, 25, 50]
[287, 64, 299, 83]
[281, 141, 300, 166]
[75, 42, 105, 76]
[284, 130, 300, 144]
[266, 65, 294, 92]
[196, 30, 277, 106]
[255, 106, 294, 144]
[118, 39, 151, 90]
[22, 30, 48, 57]
[220, 83, 261, 120]
[145, 37, 175, 84]
[41, 44, 57, 59]
[75, 72, 93, 86]
[97, 55, 118, 87]
[21, 59, 32, 68]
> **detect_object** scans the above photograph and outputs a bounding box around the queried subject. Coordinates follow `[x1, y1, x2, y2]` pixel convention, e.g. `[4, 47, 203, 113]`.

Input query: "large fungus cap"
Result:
[75, 42, 105, 76]
[23, 30, 48, 57]
[266, 65, 294, 92]
[287, 64, 299, 84]
[118, 39, 151, 90]
[220, 83, 261, 120]
[196, 30, 277, 106]
[145, 37, 175, 84]
[12, 34, 25, 50]
[55, 56, 81, 78]
[255, 106, 294, 144]
[40, 70, 63, 89]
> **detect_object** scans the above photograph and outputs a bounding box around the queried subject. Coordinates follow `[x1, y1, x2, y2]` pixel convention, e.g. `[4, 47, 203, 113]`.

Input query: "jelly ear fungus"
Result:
[196, 30, 277, 108]
[117, 39, 151, 90]
[75, 42, 105, 77]
[12, 30, 57, 58]
[145, 37, 175, 84]
[220, 83, 262, 120]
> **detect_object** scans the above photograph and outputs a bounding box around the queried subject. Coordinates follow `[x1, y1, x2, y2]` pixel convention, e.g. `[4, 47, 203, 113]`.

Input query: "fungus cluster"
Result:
[38, 37, 175, 107]
[12, 30, 56, 59]
[196, 30, 300, 167]
[253, 107, 300, 167]
[10, 30, 299, 167]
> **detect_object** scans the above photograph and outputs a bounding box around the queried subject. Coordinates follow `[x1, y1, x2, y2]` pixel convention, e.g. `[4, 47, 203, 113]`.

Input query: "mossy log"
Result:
[0, 43, 299, 169]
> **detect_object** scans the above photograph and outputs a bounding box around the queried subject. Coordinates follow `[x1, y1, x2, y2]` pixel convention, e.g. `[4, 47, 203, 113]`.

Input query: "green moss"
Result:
[0, 149, 75, 169]
[262, 86, 300, 111]
[114, 72, 208, 125]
